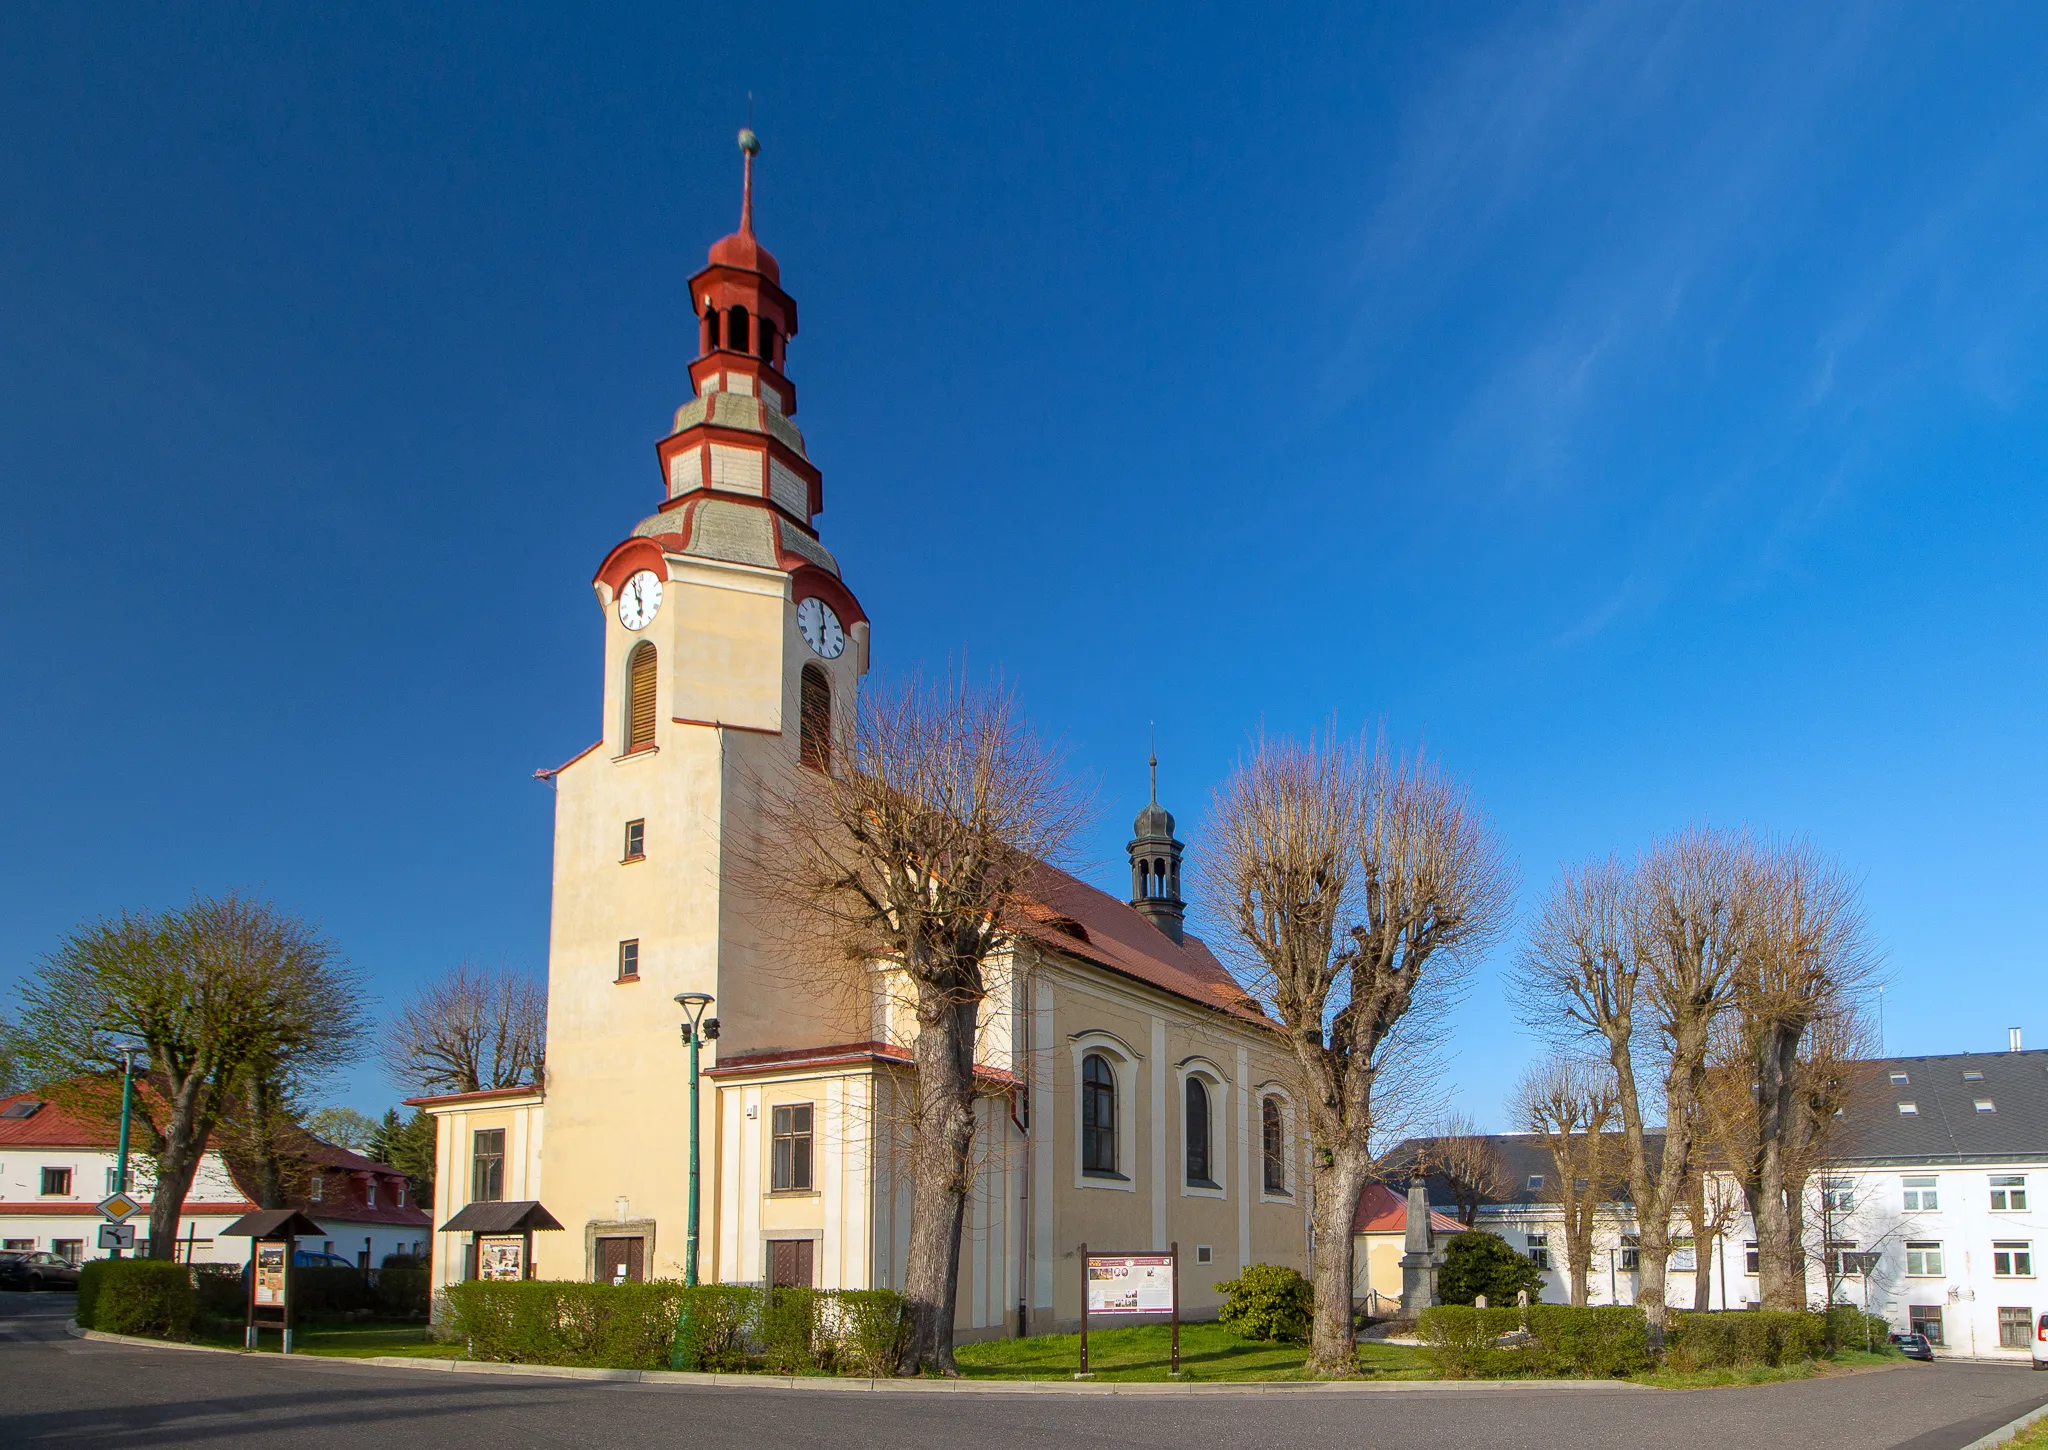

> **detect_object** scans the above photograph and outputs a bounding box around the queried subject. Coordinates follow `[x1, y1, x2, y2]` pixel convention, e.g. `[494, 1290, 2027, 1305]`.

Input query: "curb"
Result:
[61, 1324, 1651, 1395]
[1954, 1399, 2048, 1450]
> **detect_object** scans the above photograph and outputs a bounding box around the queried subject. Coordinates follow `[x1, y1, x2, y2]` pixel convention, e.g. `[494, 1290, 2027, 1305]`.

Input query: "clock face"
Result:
[797, 596, 846, 659]
[617, 570, 663, 631]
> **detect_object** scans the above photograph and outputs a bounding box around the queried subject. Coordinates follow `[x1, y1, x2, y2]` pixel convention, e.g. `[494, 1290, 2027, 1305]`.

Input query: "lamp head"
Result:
[676, 992, 714, 1011]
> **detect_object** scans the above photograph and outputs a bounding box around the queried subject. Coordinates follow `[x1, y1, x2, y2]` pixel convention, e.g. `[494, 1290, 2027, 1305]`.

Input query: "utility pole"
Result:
[111, 1046, 142, 1258]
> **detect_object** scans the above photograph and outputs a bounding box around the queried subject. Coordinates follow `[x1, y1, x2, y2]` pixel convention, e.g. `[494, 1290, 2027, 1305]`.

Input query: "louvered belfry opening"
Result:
[798, 663, 831, 771]
[626, 642, 658, 752]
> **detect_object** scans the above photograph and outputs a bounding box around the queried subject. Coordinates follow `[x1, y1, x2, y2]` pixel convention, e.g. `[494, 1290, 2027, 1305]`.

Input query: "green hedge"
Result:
[193, 1264, 244, 1321]
[75, 1260, 199, 1339]
[377, 1266, 430, 1319]
[1667, 1310, 1829, 1369]
[1418, 1304, 1650, 1378]
[444, 1281, 908, 1375]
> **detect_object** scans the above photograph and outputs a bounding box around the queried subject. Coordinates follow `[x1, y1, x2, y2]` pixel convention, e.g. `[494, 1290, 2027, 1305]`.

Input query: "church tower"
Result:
[535, 130, 871, 1284]
[1127, 754, 1185, 943]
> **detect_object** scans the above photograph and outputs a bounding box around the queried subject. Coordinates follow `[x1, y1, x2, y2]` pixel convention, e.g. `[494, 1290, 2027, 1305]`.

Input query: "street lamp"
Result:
[675, 993, 717, 1286]
[111, 1044, 145, 1259]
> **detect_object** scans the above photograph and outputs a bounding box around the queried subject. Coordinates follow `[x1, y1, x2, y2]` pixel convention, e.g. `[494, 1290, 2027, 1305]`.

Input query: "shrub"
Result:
[1214, 1263, 1314, 1342]
[76, 1259, 199, 1339]
[1418, 1303, 1650, 1378]
[1438, 1232, 1546, 1307]
[377, 1266, 430, 1319]
[761, 1287, 822, 1374]
[828, 1290, 907, 1376]
[1417, 1304, 1528, 1377]
[1822, 1304, 1891, 1353]
[446, 1281, 910, 1375]
[1668, 1310, 1830, 1369]
[293, 1265, 374, 1319]
[193, 1263, 245, 1321]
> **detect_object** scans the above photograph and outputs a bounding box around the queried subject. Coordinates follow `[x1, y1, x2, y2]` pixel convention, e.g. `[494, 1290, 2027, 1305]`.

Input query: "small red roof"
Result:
[1352, 1181, 1466, 1235]
[0, 1092, 117, 1149]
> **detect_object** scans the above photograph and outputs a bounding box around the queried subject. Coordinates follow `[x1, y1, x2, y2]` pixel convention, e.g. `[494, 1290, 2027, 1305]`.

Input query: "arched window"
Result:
[1185, 1077, 1212, 1186]
[729, 305, 751, 355]
[625, 642, 657, 753]
[1262, 1097, 1286, 1194]
[1081, 1054, 1117, 1175]
[799, 663, 831, 771]
[758, 317, 777, 366]
[703, 306, 720, 353]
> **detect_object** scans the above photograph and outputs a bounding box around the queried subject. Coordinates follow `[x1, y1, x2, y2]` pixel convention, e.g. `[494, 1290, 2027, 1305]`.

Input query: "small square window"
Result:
[1526, 1174, 1545, 1192]
[623, 819, 646, 861]
[39, 1168, 72, 1196]
[1890, 1071, 1909, 1085]
[1897, 1102, 1918, 1115]
[618, 939, 640, 982]
[1195, 1245, 1213, 1265]
[1975, 1099, 1996, 1113]
[1963, 1070, 1984, 1082]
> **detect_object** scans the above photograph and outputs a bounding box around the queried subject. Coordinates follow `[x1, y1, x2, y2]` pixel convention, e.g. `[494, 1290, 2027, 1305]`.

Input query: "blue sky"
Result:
[3, 3, 2044, 1127]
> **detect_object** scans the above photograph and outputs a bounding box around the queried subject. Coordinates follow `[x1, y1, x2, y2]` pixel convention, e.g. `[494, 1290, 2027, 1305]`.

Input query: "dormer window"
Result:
[309, 1173, 324, 1202]
[1963, 1070, 1984, 1082]
[1898, 1102, 1918, 1115]
[1889, 1071, 1909, 1085]
[366, 1178, 377, 1208]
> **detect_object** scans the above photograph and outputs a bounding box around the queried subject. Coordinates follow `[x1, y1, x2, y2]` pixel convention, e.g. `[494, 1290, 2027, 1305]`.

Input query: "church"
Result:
[416, 133, 1308, 1338]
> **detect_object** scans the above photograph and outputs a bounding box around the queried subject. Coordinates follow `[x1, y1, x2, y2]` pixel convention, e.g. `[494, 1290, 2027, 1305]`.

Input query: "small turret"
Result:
[1127, 753, 1185, 943]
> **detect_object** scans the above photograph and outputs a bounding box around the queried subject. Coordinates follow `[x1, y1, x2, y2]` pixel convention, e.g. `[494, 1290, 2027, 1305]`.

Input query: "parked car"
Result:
[291, 1251, 358, 1269]
[1889, 1331, 1935, 1362]
[2034, 1313, 2047, 1370]
[0, 1250, 82, 1291]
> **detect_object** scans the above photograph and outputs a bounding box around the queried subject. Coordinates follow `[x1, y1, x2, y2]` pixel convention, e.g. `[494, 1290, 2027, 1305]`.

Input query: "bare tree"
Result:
[1512, 1054, 1622, 1305]
[753, 672, 1084, 1375]
[1424, 1112, 1510, 1227]
[1514, 832, 1750, 1341]
[1718, 842, 1879, 1309]
[381, 962, 546, 1096]
[16, 895, 365, 1257]
[1212, 733, 1511, 1374]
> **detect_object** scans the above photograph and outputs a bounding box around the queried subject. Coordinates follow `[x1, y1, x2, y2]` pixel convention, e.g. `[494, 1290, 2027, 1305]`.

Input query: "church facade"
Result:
[418, 135, 1308, 1337]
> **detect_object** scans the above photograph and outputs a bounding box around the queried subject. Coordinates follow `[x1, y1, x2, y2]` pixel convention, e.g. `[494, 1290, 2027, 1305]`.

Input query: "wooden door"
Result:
[768, 1238, 813, 1289]
[596, 1236, 645, 1284]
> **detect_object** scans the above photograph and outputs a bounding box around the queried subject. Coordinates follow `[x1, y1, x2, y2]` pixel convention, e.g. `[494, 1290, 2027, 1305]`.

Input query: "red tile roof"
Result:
[1016, 864, 1266, 1024]
[404, 1085, 544, 1108]
[1352, 1181, 1466, 1235]
[0, 1093, 117, 1149]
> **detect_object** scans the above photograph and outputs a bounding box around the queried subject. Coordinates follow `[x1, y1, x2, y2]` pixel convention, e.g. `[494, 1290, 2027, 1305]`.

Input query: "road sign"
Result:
[96, 1190, 141, 1221]
[97, 1222, 136, 1251]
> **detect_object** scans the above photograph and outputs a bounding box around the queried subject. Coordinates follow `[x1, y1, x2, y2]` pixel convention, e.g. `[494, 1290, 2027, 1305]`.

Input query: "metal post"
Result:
[1078, 1243, 1089, 1376]
[1169, 1242, 1180, 1377]
[686, 1023, 702, 1287]
[112, 1048, 137, 1259]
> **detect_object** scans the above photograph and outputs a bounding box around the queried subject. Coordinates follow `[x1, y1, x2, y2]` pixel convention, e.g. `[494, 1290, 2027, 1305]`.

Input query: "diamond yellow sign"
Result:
[96, 1190, 141, 1222]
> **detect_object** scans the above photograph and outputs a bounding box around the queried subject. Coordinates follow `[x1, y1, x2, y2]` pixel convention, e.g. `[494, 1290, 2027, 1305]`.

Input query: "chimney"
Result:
[2011, 1027, 2023, 1053]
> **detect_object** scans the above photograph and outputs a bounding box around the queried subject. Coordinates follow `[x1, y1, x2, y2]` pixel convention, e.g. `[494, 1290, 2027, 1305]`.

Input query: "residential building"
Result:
[1398, 1046, 2048, 1361]
[415, 135, 1310, 1337]
[0, 1089, 429, 1266]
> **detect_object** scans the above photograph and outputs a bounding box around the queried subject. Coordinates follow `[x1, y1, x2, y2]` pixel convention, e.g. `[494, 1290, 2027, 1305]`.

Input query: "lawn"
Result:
[188, 1320, 460, 1358]
[953, 1322, 1435, 1382]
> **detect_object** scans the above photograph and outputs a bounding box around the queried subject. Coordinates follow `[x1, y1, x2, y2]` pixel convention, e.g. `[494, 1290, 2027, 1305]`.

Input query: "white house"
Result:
[0, 1089, 430, 1267]
[1408, 1045, 2047, 1362]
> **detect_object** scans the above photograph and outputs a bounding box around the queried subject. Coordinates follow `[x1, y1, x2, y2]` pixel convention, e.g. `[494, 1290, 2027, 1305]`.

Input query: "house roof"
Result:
[1829, 1049, 2048, 1164]
[0, 1092, 117, 1149]
[1383, 1132, 1657, 1213]
[1352, 1180, 1464, 1235]
[1016, 863, 1265, 1024]
[405, 1085, 544, 1109]
[221, 1208, 330, 1239]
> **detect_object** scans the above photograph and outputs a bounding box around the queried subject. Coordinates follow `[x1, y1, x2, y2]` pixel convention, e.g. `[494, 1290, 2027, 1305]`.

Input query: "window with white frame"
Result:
[1744, 1241, 1760, 1276]
[1526, 1233, 1550, 1271]
[1620, 1234, 1640, 1271]
[1820, 1178, 1855, 1212]
[1992, 1242, 2033, 1278]
[1183, 1075, 1219, 1190]
[1902, 1176, 1938, 1212]
[1906, 1241, 1944, 1277]
[1824, 1241, 1862, 1277]
[366, 1178, 377, 1208]
[1261, 1097, 1286, 1195]
[1991, 1175, 2028, 1212]
[1526, 1174, 1545, 1193]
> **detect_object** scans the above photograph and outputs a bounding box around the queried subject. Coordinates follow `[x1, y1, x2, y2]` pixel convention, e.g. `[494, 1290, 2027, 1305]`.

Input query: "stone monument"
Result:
[1397, 1172, 1439, 1316]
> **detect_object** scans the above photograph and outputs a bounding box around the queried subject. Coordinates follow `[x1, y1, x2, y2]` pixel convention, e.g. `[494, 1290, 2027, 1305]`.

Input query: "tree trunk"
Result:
[1685, 1177, 1713, 1309]
[146, 1145, 203, 1260]
[1786, 1171, 1812, 1308]
[895, 993, 979, 1376]
[1752, 1024, 1804, 1309]
[1307, 1147, 1371, 1374]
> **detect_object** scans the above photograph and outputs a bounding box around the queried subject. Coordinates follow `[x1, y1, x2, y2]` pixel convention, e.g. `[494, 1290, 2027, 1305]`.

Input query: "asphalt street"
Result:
[3, 1292, 2044, 1450]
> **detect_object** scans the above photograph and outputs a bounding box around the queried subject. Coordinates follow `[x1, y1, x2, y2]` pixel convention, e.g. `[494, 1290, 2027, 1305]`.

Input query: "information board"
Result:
[254, 1243, 288, 1307]
[1084, 1253, 1175, 1314]
[480, 1236, 527, 1281]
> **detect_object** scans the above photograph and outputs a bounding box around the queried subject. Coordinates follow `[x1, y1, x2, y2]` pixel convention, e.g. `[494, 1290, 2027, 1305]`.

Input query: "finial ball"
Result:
[738, 127, 760, 155]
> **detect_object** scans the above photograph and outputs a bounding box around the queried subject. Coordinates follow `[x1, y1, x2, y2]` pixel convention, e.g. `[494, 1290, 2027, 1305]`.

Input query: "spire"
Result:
[738, 126, 759, 237]
[1128, 750, 1184, 943]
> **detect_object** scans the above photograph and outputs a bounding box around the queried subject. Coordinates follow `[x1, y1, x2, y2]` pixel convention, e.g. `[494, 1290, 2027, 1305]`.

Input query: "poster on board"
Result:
[254, 1243, 288, 1306]
[1084, 1254, 1174, 1314]
[480, 1236, 526, 1281]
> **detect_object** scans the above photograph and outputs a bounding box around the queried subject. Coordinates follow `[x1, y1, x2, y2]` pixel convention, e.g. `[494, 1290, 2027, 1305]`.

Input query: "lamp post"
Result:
[675, 993, 716, 1286]
[112, 1045, 144, 1259]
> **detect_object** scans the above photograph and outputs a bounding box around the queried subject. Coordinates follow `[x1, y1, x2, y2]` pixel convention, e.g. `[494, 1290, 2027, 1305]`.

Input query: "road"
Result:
[2, 1291, 2044, 1450]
